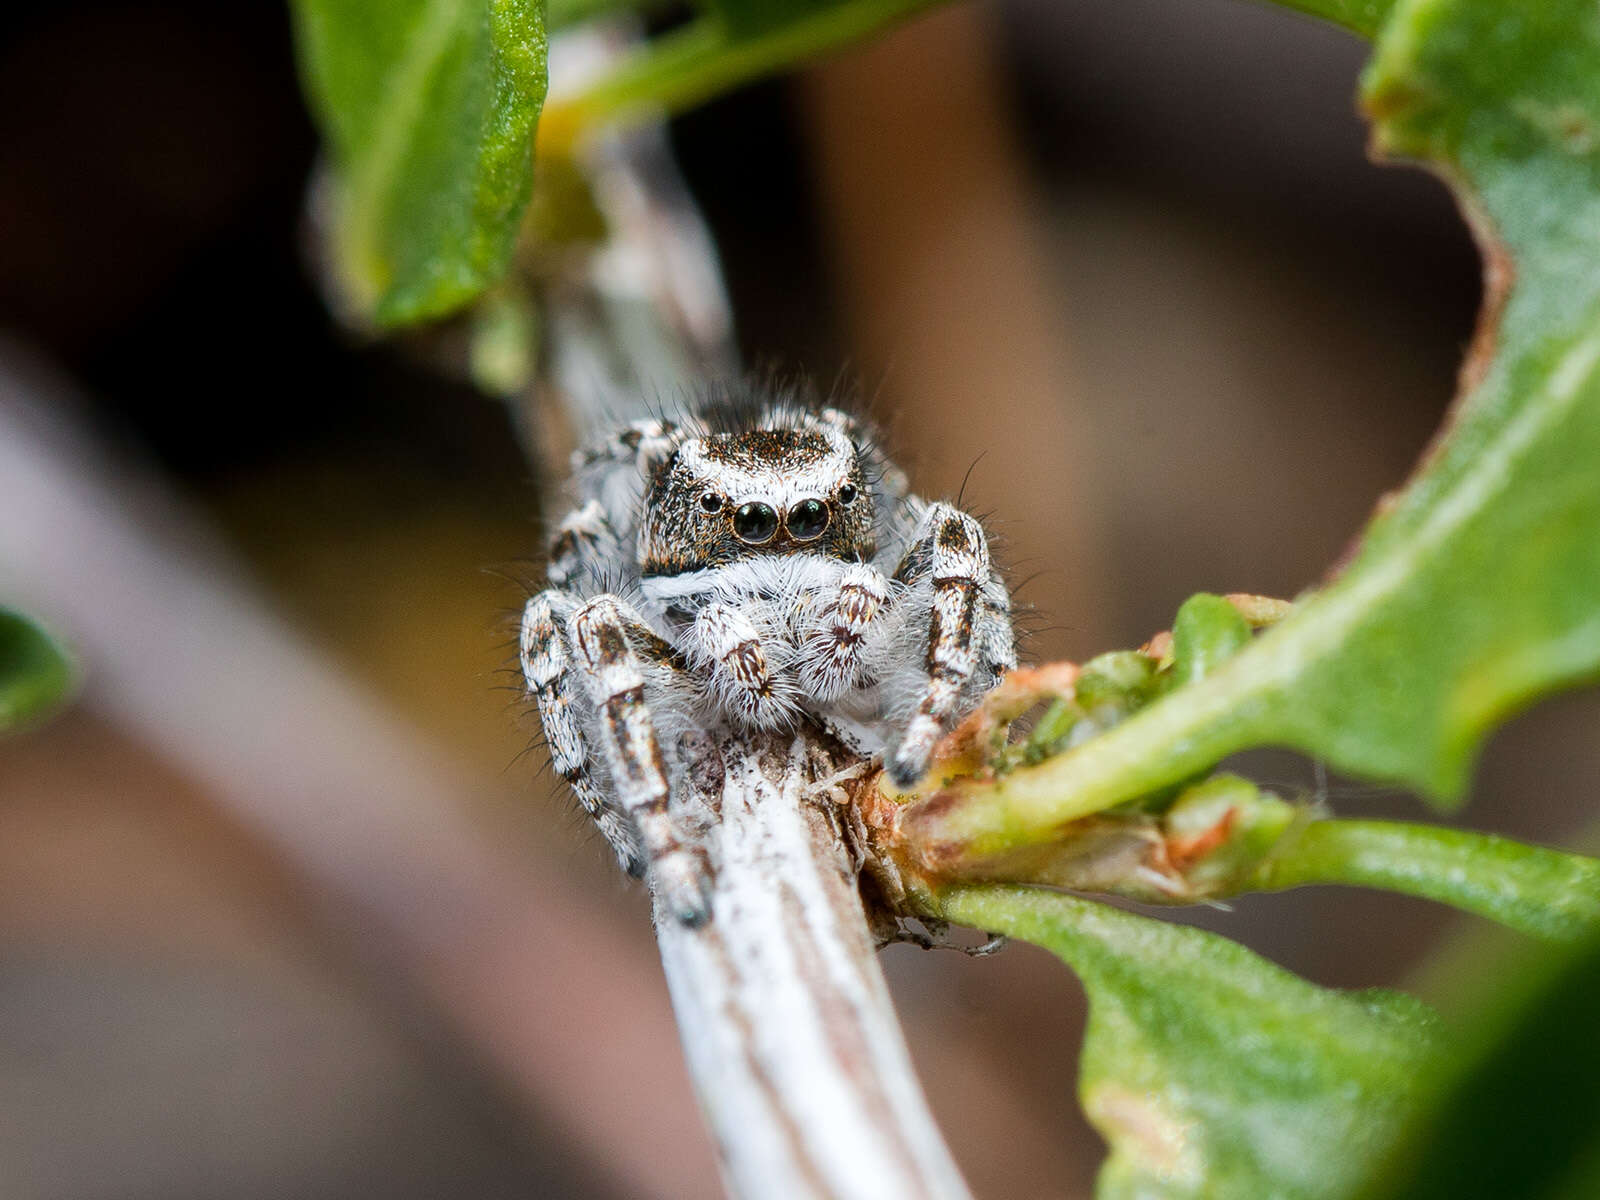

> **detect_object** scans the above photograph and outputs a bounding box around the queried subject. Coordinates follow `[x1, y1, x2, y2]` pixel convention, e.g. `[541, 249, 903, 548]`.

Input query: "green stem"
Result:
[543, 0, 944, 140]
[1248, 820, 1600, 941]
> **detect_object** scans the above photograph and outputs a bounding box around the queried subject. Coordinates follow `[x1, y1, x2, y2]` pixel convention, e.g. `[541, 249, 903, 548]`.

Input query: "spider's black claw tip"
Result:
[887, 758, 925, 789]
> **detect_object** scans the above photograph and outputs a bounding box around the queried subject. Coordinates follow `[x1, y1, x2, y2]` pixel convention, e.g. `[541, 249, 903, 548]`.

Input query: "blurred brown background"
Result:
[3, 1, 1596, 1197]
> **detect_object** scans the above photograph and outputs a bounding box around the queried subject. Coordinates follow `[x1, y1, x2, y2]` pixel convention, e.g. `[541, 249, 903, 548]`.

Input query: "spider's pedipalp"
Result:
[798, 562, 889, 702]
[691, 601, 796, 728]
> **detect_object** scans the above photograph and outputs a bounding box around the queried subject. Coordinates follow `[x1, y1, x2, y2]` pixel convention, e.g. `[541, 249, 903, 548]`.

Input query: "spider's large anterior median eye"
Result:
[786, 499, 830, 541]
[733, 502, 779, 544]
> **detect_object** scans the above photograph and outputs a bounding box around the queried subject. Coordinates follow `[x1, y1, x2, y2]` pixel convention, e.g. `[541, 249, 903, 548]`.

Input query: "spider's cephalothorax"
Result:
[521, 387, 1016, 924]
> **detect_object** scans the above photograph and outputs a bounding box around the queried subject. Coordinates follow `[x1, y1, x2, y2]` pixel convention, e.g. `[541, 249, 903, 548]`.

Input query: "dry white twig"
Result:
[656, 731, 969, 1199]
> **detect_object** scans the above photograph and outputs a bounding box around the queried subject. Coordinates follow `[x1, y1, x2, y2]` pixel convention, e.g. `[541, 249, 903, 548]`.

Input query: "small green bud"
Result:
[1077, 650, 1159, 713]
[1023, 697, 1082, 764]
[1171, 593, 1253, 686]
[1164, 774, 1297, 895]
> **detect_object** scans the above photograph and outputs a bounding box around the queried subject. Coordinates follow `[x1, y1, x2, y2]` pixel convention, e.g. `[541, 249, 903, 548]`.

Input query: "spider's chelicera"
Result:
[520, 387, 1016, 924]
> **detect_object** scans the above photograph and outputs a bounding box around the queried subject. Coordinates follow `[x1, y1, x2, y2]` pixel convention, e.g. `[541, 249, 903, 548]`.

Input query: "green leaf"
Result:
[936, 885, 1445, 1200]
[0, 608, 75, 730]
[290, 0, 548, 326]
[1358, 928, 1600, 1200]
[900, 0, 1600, 866]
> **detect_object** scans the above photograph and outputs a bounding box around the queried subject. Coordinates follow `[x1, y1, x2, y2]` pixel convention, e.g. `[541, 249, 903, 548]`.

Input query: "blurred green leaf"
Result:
[1265, 0, 1396, 37]
[938, 885, 1444, 1200]
[547, 0, 641, 30]
[290, 0, 547, 326]
[704, 0, 831, 40]
[1358, 928, 1600, 1200]
[0, 608, 74, 731]
[901, 0, 1600, 867]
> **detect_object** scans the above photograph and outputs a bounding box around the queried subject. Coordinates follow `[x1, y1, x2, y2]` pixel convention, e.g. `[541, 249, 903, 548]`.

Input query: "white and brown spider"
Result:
[521, 385, 1016, 925]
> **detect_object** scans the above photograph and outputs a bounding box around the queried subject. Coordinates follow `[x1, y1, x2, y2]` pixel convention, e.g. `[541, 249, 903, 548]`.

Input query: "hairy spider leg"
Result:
[569, 595, 713, 926]
[570, 417, 682, 476]
[887, 504, 1012, 786]
[546, 499, 624, 589]
[521, 591, 644, 874]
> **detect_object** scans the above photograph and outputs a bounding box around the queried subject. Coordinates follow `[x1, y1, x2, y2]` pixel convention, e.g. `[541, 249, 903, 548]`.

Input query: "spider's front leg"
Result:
[886, 503, 1016, 787]
[569, 595, 714, 926]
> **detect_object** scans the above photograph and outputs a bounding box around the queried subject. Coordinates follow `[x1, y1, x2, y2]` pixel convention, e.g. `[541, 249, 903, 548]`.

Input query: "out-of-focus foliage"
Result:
[281, 0, 1404, 327]
[1274, 0, 1394, 36]
[0, 607, 74, 730]
[290, 0, 547, 326]
[1358, 927, 1600, 1200]
[939, 886, 1443, 1200]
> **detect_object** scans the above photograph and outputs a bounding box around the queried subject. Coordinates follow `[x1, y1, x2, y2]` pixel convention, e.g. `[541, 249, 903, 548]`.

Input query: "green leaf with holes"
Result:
[938, 885, 1445, 1200]
[0, 608, 74, 731]
[290, 0, 547, 326]
[900, 0, 1600, 868]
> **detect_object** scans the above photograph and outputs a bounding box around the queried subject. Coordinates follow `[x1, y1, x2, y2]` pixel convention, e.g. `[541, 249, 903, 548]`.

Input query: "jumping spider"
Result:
[521, 386, 1016, 925]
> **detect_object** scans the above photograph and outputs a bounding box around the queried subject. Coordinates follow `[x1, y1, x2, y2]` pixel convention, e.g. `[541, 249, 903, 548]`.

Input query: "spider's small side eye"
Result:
[699, 491, 724, 514]
[733, 502, 780, 544]
[837, 483, 858, 507]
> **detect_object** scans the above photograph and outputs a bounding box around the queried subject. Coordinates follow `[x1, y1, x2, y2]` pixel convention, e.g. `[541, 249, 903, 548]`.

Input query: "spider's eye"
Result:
[699, 491, 724, 514]
[733, 502, 780, 544]
[836, 483, 858, 507]
[786, 498, 830, 541]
